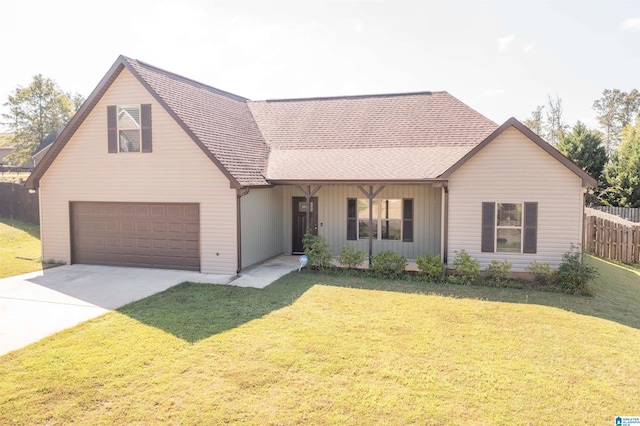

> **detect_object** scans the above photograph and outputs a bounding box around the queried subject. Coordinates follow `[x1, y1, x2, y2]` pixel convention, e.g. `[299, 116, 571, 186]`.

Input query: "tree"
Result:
[601, 118, 640, 207]
[556, 121, 607, 205]
[544, 94, 566, 146]
[523, 105, 544, 136]
[1, 75, 83, 167]
[593, 89, 640, 156]
[523, 95, 566, 146]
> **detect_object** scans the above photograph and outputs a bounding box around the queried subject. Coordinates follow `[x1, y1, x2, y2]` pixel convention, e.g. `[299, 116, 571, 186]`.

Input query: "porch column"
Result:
[358, 185, 385, 265]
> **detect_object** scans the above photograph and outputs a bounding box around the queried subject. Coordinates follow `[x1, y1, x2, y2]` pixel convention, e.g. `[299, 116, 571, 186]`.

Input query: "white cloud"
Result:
[620, 17, 640, 29]
[497, 35, 515, 51]
[524, 42, 535, 53]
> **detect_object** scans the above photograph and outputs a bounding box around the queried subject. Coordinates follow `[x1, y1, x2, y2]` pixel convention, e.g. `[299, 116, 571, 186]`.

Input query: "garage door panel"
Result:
[72, 202, 200, 271]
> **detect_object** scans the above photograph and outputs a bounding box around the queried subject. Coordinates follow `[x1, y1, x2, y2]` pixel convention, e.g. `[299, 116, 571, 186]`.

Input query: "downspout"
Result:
[236, 188, 250, 274]
[441, 183, 449, 265]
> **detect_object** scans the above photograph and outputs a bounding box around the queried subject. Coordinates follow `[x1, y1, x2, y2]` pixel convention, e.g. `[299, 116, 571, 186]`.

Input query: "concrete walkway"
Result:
[0, 256, 299, 356]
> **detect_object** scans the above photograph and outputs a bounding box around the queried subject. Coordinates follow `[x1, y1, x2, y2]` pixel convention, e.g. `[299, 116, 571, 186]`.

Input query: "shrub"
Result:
[338, 245, 366, 269]
[485, 259, 512, 285]
[449, 249, 481, 285]
[557, 245, 598, 295]
[525, 261, 557, 286]
[302, 232, 333, 270]
[370, 250, 408, 278]
[415, 252, 444, 282]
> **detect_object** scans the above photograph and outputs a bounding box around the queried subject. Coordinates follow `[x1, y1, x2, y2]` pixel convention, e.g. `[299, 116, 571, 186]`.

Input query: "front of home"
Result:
[26, 56, 596, 275]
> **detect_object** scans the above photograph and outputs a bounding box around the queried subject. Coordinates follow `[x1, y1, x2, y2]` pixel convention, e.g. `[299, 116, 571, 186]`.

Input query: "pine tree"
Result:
[601, 118, 640, 207]
[557, 122, 607, 205]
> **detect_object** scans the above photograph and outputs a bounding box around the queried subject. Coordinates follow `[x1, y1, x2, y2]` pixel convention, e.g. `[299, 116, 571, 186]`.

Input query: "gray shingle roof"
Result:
[26, 56, 507, 189]
[124, 57, 270, 186]
[247, 92, 498, 181]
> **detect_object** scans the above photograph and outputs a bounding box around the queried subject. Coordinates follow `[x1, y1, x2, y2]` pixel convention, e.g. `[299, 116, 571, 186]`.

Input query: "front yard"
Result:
[0, 218, 44, 278]
[1, 249, 639, 424]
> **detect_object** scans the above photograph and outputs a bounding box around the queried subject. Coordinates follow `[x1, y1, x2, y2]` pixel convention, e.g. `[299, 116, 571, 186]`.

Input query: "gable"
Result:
[447, 126, 584, 190]
[41, 67, 233, 188]
[441, 118, 597, 187]
[26, 56, 269, 190]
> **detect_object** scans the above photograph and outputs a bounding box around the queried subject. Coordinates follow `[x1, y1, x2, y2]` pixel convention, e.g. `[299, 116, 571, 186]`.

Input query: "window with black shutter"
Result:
[402, 199, 413, 242]
[347, 198, 357, 240]
[107, 104, 152, 153]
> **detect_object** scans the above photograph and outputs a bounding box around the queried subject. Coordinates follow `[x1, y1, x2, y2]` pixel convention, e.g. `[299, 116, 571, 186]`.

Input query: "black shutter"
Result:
[481, 202, 495, 252]
[402, 199, 413, 242]
[523, 202, 538, 254]
[347, 199, 357, 240]
[107, 105, 117, 153]
[141, 104, 152, 153]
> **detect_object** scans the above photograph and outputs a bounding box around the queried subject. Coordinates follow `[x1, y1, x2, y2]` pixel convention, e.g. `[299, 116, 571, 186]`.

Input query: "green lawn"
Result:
[1, 255, 638, 424]
[0, 218, 46, 278]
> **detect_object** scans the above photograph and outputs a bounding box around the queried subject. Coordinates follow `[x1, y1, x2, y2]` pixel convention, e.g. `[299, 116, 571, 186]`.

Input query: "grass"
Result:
[1, 255, 638, 424]
[0, 172, 30, 183]
[0, 218, 53, 278]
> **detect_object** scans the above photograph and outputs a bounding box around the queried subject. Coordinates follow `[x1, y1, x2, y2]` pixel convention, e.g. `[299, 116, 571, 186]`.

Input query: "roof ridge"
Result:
[122, 55, 249, 103]
[255, 90, 446, 103]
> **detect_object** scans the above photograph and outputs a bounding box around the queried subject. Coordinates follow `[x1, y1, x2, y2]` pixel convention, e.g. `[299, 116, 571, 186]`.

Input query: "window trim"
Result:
[118, 105, 142, 153]
[107, 104, 152, 154]
[481, 201, 538, 254]
[355, 198, 407, 241]
[495, 202, 524, 254]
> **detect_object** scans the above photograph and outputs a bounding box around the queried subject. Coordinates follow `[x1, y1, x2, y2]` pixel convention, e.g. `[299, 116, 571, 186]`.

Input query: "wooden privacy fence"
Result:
[590, 206, 640, 222]
[0, 182, 39, 224]
[584, 207, 639, 263]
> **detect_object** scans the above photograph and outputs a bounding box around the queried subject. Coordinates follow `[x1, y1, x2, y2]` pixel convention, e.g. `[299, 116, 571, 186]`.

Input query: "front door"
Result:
[292, 197, 318, 254]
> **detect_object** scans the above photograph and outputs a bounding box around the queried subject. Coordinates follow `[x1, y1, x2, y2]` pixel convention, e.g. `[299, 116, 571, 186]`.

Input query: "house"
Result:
[25, 56, 596, 275]
[32, 129, 62, 166]
[0, 133, 14, 166]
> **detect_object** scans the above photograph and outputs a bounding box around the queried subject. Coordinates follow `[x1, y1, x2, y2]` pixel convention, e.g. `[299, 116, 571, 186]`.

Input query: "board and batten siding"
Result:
[240, 186, 284, 268]
[447, 126, 584, 271]
[39, 68, 238, 274]
[280, 184, 441, 259]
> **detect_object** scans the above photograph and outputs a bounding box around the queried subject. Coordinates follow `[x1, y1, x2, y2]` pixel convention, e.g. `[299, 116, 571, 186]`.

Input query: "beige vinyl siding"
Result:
[447, 126, 584, 271]
[240, 186, 284, 268]
[280, 184, 441, 258]
[39, 68, 238, 274]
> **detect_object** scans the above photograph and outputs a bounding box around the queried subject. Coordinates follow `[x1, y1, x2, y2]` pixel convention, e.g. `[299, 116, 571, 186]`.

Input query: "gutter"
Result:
[236, 188, 250, 273]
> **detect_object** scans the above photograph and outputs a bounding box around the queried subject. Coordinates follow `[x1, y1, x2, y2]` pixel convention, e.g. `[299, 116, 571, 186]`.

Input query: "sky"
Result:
[0, 0, 638, 132]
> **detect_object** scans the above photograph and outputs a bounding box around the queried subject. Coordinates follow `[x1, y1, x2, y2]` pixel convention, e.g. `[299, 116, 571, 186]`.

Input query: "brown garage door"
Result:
[71, 202, 200, 271]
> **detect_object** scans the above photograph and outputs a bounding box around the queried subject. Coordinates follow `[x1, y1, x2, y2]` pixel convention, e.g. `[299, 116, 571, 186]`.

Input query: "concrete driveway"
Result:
[0, 264, 234, 356]
[0, 256, 300, 356]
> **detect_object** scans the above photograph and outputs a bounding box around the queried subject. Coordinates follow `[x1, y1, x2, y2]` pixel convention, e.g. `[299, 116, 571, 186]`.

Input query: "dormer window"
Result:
[118, 106, 141, 152]
[107, 104, 152, 153]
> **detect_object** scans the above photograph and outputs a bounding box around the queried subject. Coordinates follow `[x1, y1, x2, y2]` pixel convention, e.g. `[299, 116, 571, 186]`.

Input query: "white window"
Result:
[496, 203, 522, 253]
[118, 105, 141, 152]
[357, 199, 402, 240]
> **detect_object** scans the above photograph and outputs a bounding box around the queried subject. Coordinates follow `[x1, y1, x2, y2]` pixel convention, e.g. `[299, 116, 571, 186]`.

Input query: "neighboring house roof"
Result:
[34, 129, 62, 155]
[32, 129, 62, 166]
[248, 92, 498, 181]
[0, 147, 13, 164]
[25, 55, 597, 189]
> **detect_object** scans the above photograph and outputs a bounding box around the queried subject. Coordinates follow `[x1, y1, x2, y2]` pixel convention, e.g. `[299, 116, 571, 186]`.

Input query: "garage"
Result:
[71, 202, 200, 271]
